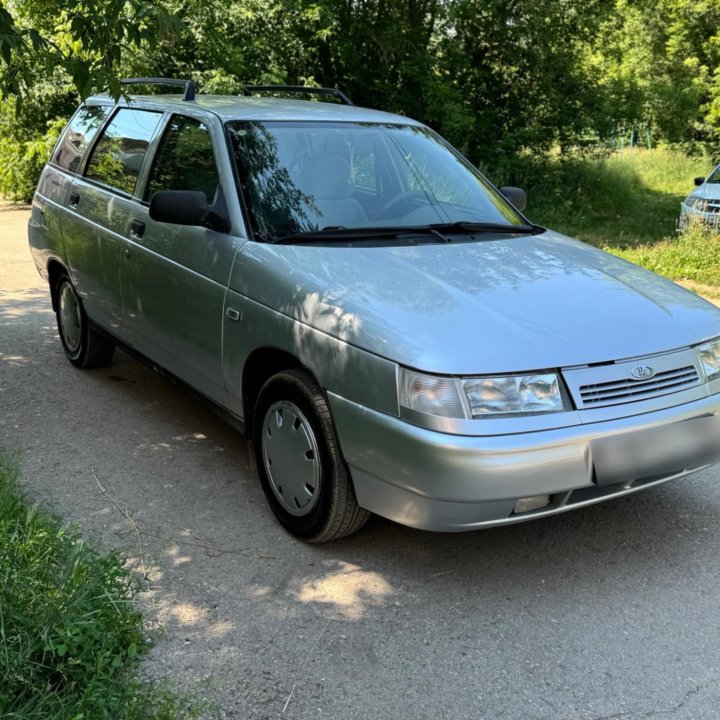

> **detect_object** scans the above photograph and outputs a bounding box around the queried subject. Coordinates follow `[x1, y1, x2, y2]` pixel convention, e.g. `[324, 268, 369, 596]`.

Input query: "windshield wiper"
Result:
[271, 226, 444, 245]
[429, 221, 540, 235]
[271, 223, 539, 245]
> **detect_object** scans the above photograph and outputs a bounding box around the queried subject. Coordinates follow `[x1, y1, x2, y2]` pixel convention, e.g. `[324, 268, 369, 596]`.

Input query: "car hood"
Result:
[231, 231, 720, 374]
[686, 182, 720, 202]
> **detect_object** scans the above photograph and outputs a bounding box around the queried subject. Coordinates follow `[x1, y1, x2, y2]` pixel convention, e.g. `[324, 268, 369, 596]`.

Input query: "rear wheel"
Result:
[253, 369, 369, 542]
[55, 275, 115, 368]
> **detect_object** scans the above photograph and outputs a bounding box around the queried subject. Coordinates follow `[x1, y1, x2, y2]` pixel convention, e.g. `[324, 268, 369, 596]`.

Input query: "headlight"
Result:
[685, 197, 711, 211]
[399, 368, 569, 419]
[697, 339, 720, 382]
[463, 374, 565, 416]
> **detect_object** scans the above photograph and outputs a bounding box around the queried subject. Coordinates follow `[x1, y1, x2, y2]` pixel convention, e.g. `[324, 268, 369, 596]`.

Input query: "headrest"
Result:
[301, 156, 353, 199]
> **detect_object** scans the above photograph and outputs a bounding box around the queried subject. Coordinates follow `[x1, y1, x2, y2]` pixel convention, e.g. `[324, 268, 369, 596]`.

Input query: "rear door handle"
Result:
[69, 192, 80, 209]
[130, 219, 145, 239]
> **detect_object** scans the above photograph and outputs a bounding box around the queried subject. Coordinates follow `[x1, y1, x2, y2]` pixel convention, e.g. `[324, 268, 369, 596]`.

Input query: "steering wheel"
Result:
[380, 190, 431, 218]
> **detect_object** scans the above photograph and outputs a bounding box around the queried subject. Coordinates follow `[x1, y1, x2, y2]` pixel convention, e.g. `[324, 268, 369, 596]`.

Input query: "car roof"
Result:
[86, 93, 422, 125]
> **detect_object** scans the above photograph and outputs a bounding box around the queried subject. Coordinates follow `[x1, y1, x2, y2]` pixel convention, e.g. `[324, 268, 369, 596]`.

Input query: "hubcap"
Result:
[261, 400, 321, 517]
[58, 283, 82, 353]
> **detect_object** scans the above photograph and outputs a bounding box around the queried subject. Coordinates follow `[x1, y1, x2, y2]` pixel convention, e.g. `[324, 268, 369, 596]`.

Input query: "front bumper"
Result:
[680, 203, 720, 229]
[328, 391, 720, 532]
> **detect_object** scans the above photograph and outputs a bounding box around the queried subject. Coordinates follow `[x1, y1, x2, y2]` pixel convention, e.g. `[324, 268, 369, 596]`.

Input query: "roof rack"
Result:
[243, 85, 354, 106]
[120, 77, 196, 102]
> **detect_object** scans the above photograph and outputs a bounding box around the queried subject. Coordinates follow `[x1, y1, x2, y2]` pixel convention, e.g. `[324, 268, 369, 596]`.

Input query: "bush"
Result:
[0, 79, 77, 202]
[486, 147, 711, 249]
[0, 117, 66, 202]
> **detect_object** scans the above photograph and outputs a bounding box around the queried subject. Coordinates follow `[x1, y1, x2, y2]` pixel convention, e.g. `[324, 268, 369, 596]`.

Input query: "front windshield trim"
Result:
[225, 119, 528, 243]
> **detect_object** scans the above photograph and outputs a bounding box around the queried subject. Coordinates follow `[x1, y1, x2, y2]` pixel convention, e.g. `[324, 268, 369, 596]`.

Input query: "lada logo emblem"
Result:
[630, 365, 655, 380]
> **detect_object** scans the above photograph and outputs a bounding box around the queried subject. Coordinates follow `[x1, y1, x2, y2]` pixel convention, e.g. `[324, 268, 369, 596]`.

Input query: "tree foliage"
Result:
[1, 0, 179, 98]
[589, 0, 720, 146]
[2, 0, 720, 200]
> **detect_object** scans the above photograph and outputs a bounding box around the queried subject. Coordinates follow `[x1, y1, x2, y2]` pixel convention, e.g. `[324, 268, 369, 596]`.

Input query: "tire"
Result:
[253, 369, 370, 542]
[55, 275, 115, 368]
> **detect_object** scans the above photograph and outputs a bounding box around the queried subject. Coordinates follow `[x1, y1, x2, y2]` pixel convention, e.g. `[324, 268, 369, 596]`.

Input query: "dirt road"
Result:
[4, 200, 720, 719]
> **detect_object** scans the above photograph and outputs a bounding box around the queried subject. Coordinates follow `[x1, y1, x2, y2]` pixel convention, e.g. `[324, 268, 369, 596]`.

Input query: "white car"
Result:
[680, 166, 720, 228]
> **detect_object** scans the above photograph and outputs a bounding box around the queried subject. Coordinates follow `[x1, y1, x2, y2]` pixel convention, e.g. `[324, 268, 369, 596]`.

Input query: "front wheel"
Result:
[55, 275, 115, 368]
[253, 369, 369, 542]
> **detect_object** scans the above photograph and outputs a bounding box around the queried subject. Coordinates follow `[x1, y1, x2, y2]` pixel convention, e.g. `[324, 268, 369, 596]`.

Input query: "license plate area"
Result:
[592, 413, 720, 486]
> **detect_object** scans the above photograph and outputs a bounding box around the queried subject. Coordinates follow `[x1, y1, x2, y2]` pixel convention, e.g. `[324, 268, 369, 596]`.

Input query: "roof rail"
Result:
[243, 85, 354, 106]
[120, 77, 196, 102]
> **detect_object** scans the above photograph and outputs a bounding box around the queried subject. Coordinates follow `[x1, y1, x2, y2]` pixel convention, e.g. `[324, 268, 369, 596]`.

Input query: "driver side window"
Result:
[145, 115, 220, 203]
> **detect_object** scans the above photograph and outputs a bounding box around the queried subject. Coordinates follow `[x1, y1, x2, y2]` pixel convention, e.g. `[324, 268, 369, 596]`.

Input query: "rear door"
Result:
[122, 112, 240, 405]
[62, 107, 164, 338]
[31, 104, 112, 260]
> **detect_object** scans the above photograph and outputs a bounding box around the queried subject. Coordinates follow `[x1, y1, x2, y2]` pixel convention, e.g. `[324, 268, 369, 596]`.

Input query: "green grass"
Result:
[519, 147, 708, 245]
[496, 147, 720, 290]
[605, 223, 720, 287]
[0, 455, 206, 720]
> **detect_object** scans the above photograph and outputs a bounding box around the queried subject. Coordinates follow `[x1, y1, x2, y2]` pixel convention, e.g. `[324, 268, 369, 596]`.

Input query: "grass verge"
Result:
[515, 147, 709, 246]
[606, 224, 720, 288]
[0, 454, 205, 720]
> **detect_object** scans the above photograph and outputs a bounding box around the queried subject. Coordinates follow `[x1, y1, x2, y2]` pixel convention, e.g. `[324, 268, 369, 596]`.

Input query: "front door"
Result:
[122, 113, 240, 405]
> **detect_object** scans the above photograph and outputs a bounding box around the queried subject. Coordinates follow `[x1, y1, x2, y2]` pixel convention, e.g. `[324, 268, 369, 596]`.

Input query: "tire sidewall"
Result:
[253, 372, 340, 539]
[55, 276, 86, 366]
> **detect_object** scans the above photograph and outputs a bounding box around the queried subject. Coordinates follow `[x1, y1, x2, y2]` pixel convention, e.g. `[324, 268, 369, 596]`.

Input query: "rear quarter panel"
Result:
[28, 165, 75, 278]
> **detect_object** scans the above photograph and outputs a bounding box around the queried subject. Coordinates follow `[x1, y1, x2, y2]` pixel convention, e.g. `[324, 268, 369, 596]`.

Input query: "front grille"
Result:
[579, 366, 699, 406]
[690, 198, 720, 213]
[702, 201, 720, 214]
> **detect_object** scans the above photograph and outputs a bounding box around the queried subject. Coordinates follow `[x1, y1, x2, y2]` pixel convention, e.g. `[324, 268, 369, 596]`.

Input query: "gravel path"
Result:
[3, 200, 720, 719]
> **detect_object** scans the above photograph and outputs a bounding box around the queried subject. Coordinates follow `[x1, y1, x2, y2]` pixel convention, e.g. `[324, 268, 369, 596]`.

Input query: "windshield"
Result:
[706, 164, 720, 184]
[226, 121, 525, 240]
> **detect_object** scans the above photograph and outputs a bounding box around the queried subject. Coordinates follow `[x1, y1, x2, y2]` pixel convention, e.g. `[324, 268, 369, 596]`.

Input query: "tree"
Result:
[0, 0, 179, 100]
[586, 0, 720, 148]
[0, 0, 181, 200]
[4, 0, 720, 201]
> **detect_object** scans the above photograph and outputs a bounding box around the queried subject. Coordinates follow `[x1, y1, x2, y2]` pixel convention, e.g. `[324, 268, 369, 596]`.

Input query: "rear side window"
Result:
[85, 109, 163, 195]
[52, 105, 111, 173]
[145, 115, 220, 203]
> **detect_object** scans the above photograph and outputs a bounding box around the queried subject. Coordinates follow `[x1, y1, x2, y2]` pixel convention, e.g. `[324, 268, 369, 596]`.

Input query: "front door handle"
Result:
[69, 192, 80, 209]
[129, 219, 145, 239]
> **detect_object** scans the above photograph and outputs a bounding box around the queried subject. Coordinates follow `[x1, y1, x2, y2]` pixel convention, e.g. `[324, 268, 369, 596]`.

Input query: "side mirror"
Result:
[694, 177, 706, 187]
[150, 190, 209, 226]
[500, 186, 527, 212]
[149, 190, 230, 233]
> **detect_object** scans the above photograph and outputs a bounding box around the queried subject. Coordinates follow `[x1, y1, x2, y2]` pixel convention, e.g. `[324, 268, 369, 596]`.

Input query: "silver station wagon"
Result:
[29, 79, 720, 542]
